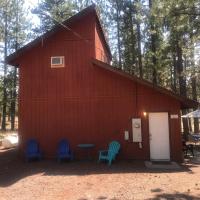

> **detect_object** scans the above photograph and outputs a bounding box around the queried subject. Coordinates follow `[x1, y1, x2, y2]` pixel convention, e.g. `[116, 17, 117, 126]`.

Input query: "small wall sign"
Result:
[170, 114, 179, 119]
[124, 131, 129, 140]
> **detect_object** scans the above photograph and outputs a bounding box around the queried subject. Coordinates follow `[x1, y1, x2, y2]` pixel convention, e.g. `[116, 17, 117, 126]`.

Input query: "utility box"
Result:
[132, 118, 142, 142]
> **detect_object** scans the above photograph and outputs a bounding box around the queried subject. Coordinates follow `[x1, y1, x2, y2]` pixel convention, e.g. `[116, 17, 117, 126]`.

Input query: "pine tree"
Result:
[135, 0, 143, 78]
[33, 0, 75, 34]
[73, 0, 94, 11]
[0, 0, 10, 130]
[0, 0, 31, 130]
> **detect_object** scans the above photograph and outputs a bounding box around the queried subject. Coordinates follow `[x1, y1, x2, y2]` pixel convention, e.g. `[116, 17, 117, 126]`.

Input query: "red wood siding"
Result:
[95, 22, 110, 63]
[17, 12, 183, 162]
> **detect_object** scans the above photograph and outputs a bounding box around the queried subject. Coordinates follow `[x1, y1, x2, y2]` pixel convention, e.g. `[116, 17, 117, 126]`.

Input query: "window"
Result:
[51, 56, 65, 68]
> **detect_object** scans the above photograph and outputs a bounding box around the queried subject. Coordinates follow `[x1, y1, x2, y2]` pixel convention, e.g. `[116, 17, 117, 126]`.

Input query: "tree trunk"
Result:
[129, 2, 136, 74]
[149, 0, 157, 84]
[135, 0, 143, 78]
[116, 0, 122, 68]
[2, 5, 8, 131]
[176, 39, 189, 134]
[176, 42, 186, 96]
[137, 22, 142, 78]
[10, 0, 19, 131]
[188, 118, 192, 132]
[189, 9, 199, 133]
[172, 53, 177, 92]
[192, 76, 199, 133]
[11, 68, 17, 130]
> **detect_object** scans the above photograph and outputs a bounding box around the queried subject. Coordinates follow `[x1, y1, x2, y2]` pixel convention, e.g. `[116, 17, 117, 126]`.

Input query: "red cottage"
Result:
[6, 5, 198, 162]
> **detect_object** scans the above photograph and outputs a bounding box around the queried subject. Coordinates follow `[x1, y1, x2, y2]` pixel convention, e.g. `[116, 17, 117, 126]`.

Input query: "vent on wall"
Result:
[51, 56, 65, 68]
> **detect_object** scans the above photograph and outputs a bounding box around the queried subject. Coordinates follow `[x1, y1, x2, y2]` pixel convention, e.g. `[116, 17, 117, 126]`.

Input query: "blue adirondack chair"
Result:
[57, 139, 73, 162]
[26, 139, 42, 161]
[98, 141, 120, 165]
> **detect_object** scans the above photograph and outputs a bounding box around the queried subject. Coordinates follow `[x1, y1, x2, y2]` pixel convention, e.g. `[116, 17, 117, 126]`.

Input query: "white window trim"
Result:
[51, 56, 65, 68]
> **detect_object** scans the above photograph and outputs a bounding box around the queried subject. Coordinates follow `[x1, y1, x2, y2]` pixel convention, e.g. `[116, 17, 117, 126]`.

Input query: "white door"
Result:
[149, 112, 170, 161]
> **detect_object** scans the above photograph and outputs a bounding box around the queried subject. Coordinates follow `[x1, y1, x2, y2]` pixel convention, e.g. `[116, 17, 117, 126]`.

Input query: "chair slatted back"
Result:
[27, 139, 39, 154]
[108, 141, 120, 157]
[58, 139, 70, 154]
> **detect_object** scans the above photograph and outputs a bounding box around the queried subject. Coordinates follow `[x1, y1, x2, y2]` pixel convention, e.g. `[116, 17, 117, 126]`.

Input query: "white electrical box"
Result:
[132, 118, 142, 142]
[124, 131, 129, 140]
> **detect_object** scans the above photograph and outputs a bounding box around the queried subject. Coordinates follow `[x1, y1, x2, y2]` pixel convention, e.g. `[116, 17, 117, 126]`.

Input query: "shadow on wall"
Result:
[0, 147, 199, 187]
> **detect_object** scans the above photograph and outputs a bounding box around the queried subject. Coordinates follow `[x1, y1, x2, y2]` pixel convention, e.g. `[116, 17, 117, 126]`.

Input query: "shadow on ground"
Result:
[0, 147, 199, 187]
[148, 192, 200, 200]
[69, 192, 200, 200]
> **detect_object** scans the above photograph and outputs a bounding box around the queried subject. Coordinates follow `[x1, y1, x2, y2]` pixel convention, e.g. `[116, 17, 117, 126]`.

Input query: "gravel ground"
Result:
[0, 148, 200, 200]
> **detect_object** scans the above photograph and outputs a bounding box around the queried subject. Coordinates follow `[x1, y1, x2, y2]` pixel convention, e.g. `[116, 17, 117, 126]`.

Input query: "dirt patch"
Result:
[0, 131, 18, 142]
[0, 148, 200, 200]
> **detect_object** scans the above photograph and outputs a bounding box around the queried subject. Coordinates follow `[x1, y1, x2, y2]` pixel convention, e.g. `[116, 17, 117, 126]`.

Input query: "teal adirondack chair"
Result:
[98, 141, 120, 165]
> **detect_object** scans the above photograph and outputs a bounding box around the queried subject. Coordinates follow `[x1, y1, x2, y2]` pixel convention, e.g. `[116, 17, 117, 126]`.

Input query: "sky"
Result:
[25, 0, 38, 9]
[25, 0, 40, 25]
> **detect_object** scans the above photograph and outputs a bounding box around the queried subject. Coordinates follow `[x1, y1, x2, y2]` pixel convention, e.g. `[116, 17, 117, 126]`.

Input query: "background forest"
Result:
[0, 0, 200, 134]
